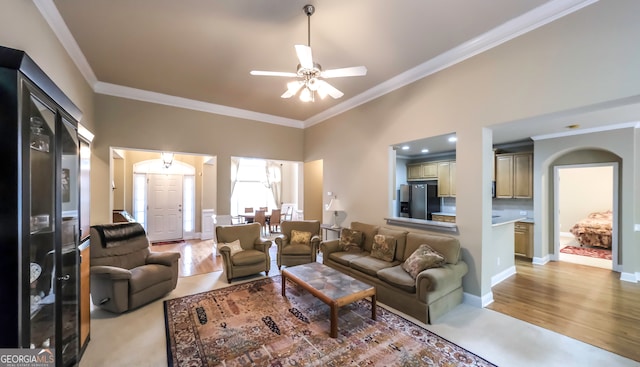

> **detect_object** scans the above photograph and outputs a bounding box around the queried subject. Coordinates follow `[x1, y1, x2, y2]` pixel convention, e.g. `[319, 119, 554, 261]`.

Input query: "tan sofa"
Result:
[320, 221, 468, 323]
[90, 223, 180, 313]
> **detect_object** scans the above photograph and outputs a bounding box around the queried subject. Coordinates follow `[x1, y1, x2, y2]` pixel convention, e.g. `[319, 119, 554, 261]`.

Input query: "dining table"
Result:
[239, 212, 271, 224]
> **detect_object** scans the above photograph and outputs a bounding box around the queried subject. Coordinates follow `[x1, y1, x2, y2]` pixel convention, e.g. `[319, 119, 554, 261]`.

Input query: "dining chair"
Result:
[269, 209, 282, 233]
[254, 210, 268, 235]
[243, 207, 254, 223]
[284, 206, 293, 221]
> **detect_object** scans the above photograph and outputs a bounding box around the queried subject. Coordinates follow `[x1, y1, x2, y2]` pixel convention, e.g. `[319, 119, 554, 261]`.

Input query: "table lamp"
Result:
[326, 197, 344, 228]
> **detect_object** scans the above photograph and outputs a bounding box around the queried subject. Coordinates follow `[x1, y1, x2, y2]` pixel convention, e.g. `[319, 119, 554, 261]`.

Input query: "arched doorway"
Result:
[548, 149, 620, 271]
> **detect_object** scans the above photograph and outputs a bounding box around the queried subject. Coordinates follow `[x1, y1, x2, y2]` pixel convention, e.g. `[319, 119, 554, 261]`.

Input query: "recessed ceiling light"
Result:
[448, 136, 457, 142]
[401, 145, 410, 150]
[421, 149, 429, 153]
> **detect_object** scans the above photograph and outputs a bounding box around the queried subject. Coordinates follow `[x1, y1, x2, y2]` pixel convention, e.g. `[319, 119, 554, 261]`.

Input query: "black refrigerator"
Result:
[399, 183, 440, 220]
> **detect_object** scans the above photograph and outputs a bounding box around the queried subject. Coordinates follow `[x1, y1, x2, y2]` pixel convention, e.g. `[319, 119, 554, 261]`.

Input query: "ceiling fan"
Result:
[250, 4, 367, 102]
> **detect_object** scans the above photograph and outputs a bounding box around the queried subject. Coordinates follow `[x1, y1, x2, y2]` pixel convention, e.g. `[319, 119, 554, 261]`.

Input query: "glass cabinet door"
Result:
[59, 117, 79, 366]
[27, 94, 56, 349]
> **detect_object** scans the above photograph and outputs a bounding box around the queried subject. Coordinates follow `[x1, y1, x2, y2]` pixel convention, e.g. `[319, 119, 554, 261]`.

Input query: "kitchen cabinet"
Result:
[407, 162, 438, 181]
[514, 221, 533, 258]
[437, 160, 456, 197]
[431, 214, 456, 223]
[0, 46, 82, 366]
[495, 152, 532, 199]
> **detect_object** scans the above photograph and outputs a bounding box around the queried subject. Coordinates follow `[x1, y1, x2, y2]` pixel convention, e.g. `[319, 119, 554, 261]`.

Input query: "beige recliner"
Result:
[90, 222, 180, 313]
[275, 220, 320, 269]
[216, 223, 272, 283]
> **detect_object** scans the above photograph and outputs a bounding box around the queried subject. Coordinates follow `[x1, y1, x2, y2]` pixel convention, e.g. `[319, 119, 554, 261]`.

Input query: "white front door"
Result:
[147, 173, 183, 242]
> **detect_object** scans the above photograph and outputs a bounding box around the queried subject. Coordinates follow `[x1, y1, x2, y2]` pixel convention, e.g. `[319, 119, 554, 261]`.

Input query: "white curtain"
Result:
[230, 157, 240, 213]
[267, 162, 282, 208]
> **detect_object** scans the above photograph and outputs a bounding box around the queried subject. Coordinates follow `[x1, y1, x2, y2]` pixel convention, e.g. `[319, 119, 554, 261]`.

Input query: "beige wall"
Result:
[202, 157, 217, 210]
[112, 157, 126, 209]
[304, 0, 640, 298]
[303, 160, 323, 222]
[558, 166, 613, 233]
[92, 95, 304, 224]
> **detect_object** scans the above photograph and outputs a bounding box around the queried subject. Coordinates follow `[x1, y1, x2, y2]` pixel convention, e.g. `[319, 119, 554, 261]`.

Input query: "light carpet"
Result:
[163, 276, 496, 367]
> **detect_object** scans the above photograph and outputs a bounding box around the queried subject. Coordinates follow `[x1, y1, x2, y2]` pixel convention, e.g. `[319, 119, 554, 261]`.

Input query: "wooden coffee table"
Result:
[281, 262, 376, 338]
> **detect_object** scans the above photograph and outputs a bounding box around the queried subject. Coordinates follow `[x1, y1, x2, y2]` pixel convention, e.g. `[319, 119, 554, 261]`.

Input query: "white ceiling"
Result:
[38, 0, 639, 155]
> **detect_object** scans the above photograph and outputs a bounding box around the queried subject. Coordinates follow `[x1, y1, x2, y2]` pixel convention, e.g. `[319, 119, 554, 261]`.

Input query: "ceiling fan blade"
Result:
[295, 45, 314, 70]
[316, 80, 344, 99]
[250, 70, 297, 77]
[321, 66, 367, 78]
[281, 81, 304, 98]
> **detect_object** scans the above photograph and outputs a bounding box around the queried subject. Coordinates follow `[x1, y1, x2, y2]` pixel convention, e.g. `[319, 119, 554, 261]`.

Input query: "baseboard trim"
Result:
[491, 265, 516, 287]
[532, 255, 550, 265]
[463, 291, 494, 308]
[620, 272, 639, 283]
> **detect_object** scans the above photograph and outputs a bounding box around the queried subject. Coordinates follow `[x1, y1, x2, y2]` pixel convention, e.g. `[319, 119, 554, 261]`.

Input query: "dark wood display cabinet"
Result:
[0, 45, 83, 366]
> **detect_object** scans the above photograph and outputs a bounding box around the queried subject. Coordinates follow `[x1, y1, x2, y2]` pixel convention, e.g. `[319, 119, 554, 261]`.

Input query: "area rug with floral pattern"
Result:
[560, 245, 612, 260]
[163, 276, 496, 367]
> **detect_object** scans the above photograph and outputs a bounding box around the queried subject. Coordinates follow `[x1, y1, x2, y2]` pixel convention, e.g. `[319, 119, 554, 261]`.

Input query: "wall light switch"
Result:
[327, 191, 333, 196]
[635, 224, 640, 232]
[519, 211, 527, 216]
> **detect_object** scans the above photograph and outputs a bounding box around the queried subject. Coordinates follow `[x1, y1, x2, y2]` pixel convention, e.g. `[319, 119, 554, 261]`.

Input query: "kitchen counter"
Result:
[431, 212, 456, 217]
[384, 217, 457, 233]
[518, 218, 535, 224]
[492, 215, 526, 226]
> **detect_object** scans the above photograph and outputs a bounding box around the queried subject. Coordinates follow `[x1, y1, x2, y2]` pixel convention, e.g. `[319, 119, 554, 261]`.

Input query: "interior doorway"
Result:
[147, 173, 184, 242]
[111, 148, 215, 241]
[554, 163, 617, 270]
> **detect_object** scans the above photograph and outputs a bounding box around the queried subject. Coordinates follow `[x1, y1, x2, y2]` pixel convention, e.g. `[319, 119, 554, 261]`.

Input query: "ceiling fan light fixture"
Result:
[299, 87, 314, 102]
[316, 82, 329, 99]
[250, 4, 366, 102]
[307, 78, 319, 91]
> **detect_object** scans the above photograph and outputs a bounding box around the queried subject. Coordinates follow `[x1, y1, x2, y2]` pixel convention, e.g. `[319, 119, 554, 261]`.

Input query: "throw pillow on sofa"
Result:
[402, 244, 446, 278]
[371, 234, 397, 262]
[339, 228, 363, 252]
[224, 239, 244, 256]
[291, 230, 312, 245]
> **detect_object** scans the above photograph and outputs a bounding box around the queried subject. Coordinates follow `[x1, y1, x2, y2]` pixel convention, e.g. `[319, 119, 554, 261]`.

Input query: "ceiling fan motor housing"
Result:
[303, 4, 315, 17]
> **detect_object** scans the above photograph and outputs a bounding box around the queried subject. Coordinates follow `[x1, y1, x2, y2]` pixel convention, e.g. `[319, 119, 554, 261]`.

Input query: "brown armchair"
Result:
[90, 222, 180, 313]
[275, 220, 320, 269]
[216, 223, 272, 283]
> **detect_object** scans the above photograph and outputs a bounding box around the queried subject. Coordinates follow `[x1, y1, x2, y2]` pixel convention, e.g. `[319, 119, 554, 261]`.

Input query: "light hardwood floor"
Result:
[488, 258, 640, 362]
[151, 239, 223, 277]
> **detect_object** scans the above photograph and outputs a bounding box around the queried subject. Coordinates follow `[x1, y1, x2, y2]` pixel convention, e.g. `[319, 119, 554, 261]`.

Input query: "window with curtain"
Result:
[230, 158, 281, 216]
[133, 173, 147, 227]
[183, 175, 195, 233]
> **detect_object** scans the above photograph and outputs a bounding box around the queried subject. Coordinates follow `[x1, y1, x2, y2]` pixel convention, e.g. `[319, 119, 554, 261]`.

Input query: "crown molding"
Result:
[303, 0, 598, 127]
[36, 0, 597, 129]
[33, 0, 98, 87]
[94, 82, 304, 128]
[531, 121, 639, 141]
